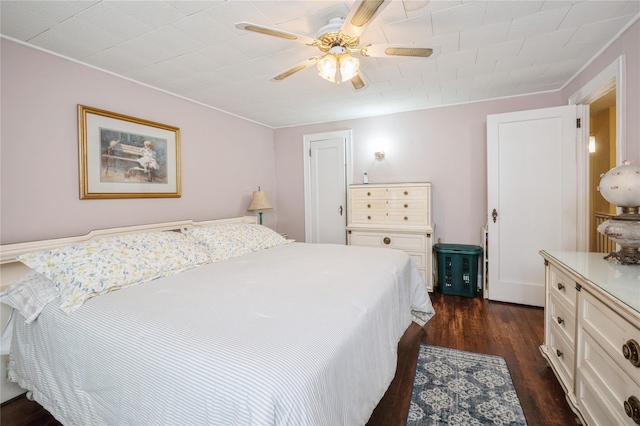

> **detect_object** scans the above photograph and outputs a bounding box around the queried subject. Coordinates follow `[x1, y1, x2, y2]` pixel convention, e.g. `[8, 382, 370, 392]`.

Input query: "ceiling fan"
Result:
[235, 0, 438, 91]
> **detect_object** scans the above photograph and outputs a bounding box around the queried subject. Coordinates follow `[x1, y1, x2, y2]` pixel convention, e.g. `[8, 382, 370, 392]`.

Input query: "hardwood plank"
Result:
[1, 293, 578, 426]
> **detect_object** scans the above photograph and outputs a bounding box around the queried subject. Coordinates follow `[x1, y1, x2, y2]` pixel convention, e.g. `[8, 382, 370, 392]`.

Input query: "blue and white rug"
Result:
[406, 345, 527, 425]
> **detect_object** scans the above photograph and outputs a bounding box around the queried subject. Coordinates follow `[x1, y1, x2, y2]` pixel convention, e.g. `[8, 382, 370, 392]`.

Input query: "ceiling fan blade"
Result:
[359, 44, 439, 58]
[235, 22, 318, 46]
[340, 0, 390, 38]
[270, 57, 319, 82]
[350, 73, 368, 91]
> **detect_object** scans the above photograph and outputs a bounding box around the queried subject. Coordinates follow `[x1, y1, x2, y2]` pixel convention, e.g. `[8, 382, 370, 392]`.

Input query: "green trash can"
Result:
[433, 243, 483, 298]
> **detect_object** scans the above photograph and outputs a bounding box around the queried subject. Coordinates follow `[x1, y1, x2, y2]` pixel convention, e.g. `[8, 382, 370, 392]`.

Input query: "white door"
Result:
[303, 131, 352, 244]
[487, 105, 578, 306]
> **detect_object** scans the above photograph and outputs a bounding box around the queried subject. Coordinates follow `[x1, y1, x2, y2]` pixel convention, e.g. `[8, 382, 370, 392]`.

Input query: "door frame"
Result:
[303, 130, 353, 243]
[568, 55, 626, 251]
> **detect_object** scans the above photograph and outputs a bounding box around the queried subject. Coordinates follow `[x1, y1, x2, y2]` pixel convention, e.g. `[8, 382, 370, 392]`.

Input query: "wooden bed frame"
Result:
[0, 216, 257, 403]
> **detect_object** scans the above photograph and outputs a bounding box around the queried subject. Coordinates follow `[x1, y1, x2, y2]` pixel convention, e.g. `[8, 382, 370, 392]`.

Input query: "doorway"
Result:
[570, 55, 626, 251]
[588, 88, 617, 253]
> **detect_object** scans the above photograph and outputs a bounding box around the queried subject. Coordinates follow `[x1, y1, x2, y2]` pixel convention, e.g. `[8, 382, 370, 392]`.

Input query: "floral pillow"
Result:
[17, 231, 211, 314]
[184, 223, 291, 262]
[0, 270, 59, 323]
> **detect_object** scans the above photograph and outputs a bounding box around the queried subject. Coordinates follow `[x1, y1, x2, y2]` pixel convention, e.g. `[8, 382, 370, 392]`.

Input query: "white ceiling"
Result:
[1, 0, 638, 128]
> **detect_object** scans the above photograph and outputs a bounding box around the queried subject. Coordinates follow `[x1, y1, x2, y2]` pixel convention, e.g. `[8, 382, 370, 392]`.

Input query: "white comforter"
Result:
[10, 243, 434, 426]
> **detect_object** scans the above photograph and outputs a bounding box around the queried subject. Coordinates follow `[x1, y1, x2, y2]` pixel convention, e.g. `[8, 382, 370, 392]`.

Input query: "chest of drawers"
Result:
[347, 183, 434, 291]
[539, 251, 640, 426]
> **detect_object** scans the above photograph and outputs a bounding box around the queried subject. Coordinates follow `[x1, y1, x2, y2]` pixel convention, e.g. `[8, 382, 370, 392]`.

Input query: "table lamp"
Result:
[247, 187, 273, 225]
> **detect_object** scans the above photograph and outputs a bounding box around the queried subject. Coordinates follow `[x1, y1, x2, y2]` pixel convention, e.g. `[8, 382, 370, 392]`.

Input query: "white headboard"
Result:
[0, 215, 257, 287]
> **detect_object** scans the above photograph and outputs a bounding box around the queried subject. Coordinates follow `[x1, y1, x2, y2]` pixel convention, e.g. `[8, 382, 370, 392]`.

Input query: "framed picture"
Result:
[78, 105, 181, 199]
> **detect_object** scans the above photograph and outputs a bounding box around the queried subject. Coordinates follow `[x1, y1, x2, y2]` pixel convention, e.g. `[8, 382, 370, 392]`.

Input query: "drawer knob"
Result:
[367, 192, 371, 196]
[624, 396, 640, 424]
[404, 191, 408, 195]
[367, 216, 371, 220]
[557, 282, 564, 291]
[622, 339, 640, 367]
[404, 204, 408, 208]
[404, 216, 408, 221]
[556, 317, 564, 325]
[556, 349, 563, 358]
[383, 237, 391, 245]
[367, 204, 371, 208]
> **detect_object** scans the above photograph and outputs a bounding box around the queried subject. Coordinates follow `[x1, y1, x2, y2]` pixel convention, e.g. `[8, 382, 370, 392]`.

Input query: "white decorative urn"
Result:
[597, 161, 640, 264]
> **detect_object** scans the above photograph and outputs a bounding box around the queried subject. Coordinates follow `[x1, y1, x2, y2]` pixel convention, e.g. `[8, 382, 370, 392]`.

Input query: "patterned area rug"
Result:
[406, 345, 527, 425]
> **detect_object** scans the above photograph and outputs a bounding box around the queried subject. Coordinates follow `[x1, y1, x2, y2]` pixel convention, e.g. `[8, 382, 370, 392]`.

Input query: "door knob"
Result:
[623, 339, 640, 367]
[492, 208, 498, 223]
[624, 396, 640, 424]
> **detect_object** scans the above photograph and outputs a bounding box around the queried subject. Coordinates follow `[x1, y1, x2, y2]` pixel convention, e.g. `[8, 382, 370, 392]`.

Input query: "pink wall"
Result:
[562, 19, 639, 163]
[1, 40, 276, 244]
[274, 92, 562, 243]
[4, 19, 636, 247]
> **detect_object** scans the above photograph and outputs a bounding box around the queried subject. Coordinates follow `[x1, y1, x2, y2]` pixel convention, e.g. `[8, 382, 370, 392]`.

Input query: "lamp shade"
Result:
[340, 54, 359, 81]
[317, 54, 338, 82]
[247, 190, 273, 211]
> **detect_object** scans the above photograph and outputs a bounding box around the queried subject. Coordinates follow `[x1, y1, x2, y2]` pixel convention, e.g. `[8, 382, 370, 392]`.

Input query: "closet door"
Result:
[487, 105, 578, 306]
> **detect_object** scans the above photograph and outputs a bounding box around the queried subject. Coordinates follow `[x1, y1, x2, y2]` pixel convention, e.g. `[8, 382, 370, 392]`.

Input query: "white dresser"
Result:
[347, 183, 434, 291]
[539, 251, 640, 426]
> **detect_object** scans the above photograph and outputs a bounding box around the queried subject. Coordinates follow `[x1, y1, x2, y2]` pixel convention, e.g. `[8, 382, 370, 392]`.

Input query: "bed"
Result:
[0, 216, 434, 425]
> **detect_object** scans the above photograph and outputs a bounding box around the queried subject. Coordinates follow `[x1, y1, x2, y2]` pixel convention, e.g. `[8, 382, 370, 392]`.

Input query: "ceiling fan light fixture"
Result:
[340, 54, 360, 81]
[317, 54, 338, 82]
[317, 50, 360, 84]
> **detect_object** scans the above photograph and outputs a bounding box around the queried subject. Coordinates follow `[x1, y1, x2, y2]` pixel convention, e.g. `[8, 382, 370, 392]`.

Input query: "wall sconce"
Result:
[589, 136, 596, 153]
[374, 151, 385, 160]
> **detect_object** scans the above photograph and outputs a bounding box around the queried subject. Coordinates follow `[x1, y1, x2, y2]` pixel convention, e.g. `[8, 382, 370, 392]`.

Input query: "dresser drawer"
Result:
[387, 200, 429, 211]
[580, 290, 640, 384]
[387, 186, 429, 200]
[548, 292, 576, 346]
[548, 324, 575, 391]
[350, 187, 387, 199]
[549, 264, 577, 311]
[577, 329, 640, 426]
[351, 199, 387, 211]
[349, 231, 426, 252]
[387, 212, 430, 226]
[417, 268, 432, 292]
[407, 251, 427, 268]
[350, 211, 387, 224]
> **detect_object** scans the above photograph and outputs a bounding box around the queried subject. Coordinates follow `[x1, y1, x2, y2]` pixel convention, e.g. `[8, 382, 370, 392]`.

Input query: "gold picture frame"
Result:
[78, 105, 181, 199]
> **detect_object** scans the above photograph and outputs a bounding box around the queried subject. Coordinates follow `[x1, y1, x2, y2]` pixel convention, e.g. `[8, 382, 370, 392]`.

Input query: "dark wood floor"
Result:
[1, 292, 577, 426]
[366, 292, 578, 426]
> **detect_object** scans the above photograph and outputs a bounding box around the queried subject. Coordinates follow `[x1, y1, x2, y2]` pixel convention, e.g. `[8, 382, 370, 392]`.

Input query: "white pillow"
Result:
[18, 231, 211, 314]
[0, 270, 59, 323]
[184, 223, 290, 262]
